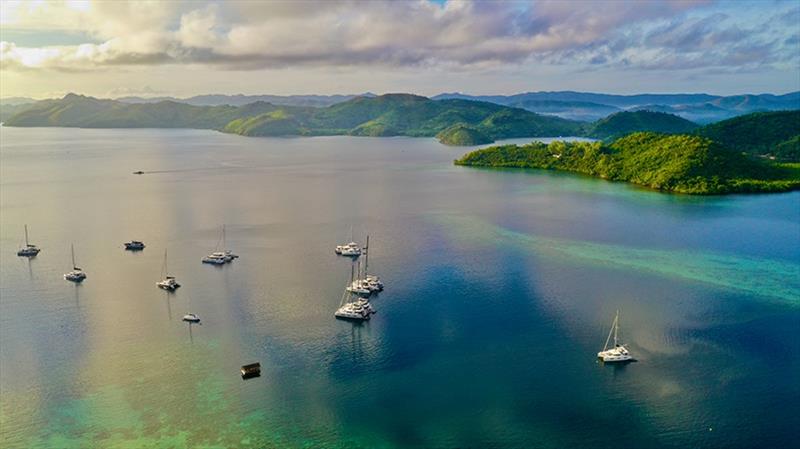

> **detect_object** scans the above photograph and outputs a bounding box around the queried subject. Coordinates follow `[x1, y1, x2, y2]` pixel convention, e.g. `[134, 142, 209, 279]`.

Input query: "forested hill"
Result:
[454, 132, 800, 195]
[4, 93, 584, 144]
[694, 110, 800, 161]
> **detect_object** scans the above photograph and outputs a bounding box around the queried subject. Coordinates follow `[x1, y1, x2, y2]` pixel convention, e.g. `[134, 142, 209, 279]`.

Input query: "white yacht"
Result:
[64, 244, 86, 283]
[335, 242, 361, 257]
[156, 249, 181, 291]
[182, 313, 201, 323]
[361, 236, 383, 292]
[202, 225, 237, 264]
[201, 252, 228, 265]
[16, 225, 41, 257]
[597, 310, 633, 363]
[124, 240, 145, 251]
[335, 264, 375, 321]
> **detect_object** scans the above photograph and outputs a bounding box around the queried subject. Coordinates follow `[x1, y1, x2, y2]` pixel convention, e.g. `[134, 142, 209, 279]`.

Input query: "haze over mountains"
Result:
[3, 91, 797, 124]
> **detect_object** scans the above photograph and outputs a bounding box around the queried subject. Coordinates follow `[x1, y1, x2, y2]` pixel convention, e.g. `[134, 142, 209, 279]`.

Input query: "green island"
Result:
[454, 132, 800, 195]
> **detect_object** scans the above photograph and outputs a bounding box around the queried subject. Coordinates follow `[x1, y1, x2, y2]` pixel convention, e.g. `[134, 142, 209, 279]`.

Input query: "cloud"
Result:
[0, 0, 797, 74]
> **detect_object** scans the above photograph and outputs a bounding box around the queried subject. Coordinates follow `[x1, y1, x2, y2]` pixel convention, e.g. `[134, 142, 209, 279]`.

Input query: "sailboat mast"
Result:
[613, 310, 619, 347]
[364, 235, 369, 277]
[164, 249, 169, 276]
[24, 225, 29, 246]
[222, 225, 226, 250]
[71, 244, 76, 268]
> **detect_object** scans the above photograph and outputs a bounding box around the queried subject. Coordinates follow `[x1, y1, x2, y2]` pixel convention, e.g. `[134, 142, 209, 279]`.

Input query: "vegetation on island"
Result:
[454, 132, 800, 194]
[586, 110, 699, 140]
[4, 93, 584, 144]
[435, 124, 493, 146]
[694, 110, 800, 161]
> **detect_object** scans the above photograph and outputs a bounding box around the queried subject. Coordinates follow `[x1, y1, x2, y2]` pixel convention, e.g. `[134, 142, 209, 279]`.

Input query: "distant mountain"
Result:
[116, 93, 374, 108]
[695, 110, 800, 161]
[587, 111, 699, 140]
[4, 93, 282, 129]
[0, 97, 38, 106]
[5, 93, 584, 145]
[223, 94, 583, 141]
[433, 91, 800, 124]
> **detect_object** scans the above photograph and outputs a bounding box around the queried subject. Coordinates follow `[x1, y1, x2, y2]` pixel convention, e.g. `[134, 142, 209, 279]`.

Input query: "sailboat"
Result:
[64, 244, 86, 283]
[17, 225, 41, 257]
[335, 225, 362, 257]
[597, 310, 632, 363]
[335, 263, 374, 321]
[361, 235, 383, 292]
[202, 225, 238, 264]
[156, 249, 181, 291]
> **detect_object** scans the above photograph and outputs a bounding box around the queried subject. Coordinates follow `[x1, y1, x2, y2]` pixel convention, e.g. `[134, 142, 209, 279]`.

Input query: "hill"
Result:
[222, 94, 584, 141]
[436, 124, 493, 146]
[454, 132, 800, 195]
[695, 110, 800, 161]
[434, 91, 799, 123]
[3, 94, 283, 129]
[586, 110, 699, 140]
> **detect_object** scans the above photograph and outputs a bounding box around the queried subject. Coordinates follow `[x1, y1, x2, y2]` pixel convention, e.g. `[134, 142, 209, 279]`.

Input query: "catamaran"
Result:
[336, 264, 375, 321]
[202, 225, 238, 264]
[64, 244, 86, 283]
[16, 225, 41, 257]
[597, 310, 633, 363]
[182, 313, 200, 323]
[156, 249, 181, 291]
[335, 226, 362, 256]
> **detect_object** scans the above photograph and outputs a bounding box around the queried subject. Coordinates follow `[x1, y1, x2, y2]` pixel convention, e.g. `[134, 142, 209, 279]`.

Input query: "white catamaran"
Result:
[202, 225, 238, 265]
[64, 244, 86, 283]
[17, 225, 41, 257]
[335, 263, 375, 321]
[597, 310, 632, 363]
[156, 249, 181, 291]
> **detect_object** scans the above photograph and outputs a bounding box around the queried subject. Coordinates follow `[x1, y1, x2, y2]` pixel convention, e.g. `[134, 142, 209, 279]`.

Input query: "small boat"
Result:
[241, 363, 261, 380]
[203, 225, 237, 264]
[64, 244, 86, 283]
[16, 225, 41, 257]
[597, 310, 633, 363]
[124, 240, 145, 251]
[156, 249, 181, 291]
[133, 171, 144, 175]
[182, 313, 200, 323]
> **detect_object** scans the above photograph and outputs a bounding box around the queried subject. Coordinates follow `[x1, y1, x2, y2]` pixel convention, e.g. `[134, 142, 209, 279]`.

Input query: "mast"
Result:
[613, 310, 620, 347]
[603, 312, 615, 351]
[24, 225, 29, 246]
[222, 224, 226, 250]
[364, 235, 369, 278]
[163, 249, 169, 276]
[71, 244, 77, 269]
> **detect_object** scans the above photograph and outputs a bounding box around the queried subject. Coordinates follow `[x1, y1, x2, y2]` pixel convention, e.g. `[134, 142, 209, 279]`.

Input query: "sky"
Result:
[0, 0, 798, 99]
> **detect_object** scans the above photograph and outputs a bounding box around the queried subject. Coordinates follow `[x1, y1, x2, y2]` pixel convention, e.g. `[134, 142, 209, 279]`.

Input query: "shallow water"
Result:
[1, 127, 798, 448]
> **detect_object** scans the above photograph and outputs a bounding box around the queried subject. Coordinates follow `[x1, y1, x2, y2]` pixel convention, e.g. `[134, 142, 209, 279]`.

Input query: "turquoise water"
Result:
[1, 127, 798, 448]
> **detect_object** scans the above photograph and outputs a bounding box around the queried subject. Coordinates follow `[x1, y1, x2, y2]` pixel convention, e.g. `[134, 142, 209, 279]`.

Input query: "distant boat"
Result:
[156, 249, 180, 291]
[16, 225, 41, 257]
[202, 225, 238, 264]
[124, 240, 145, 251]
[597, 310, 633, 363]
[64, 244, 86, 283]
[132, 171, 144, 175]
[182, 313, 200, 323]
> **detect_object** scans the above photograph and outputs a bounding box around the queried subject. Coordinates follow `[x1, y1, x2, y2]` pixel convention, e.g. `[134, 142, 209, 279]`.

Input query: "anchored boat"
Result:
[597, 310, 633, 363]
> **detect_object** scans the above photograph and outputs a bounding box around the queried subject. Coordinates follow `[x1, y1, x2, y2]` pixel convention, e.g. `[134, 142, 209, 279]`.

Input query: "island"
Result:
[454, 132, 800, 195]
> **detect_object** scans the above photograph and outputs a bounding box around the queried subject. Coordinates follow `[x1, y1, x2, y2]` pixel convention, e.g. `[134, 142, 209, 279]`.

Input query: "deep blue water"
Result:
[1, 127, 798, 448]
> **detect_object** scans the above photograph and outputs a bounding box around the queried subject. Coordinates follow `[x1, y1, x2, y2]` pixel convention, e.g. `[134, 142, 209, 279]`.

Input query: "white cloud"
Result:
[0, 0, 797, 75]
